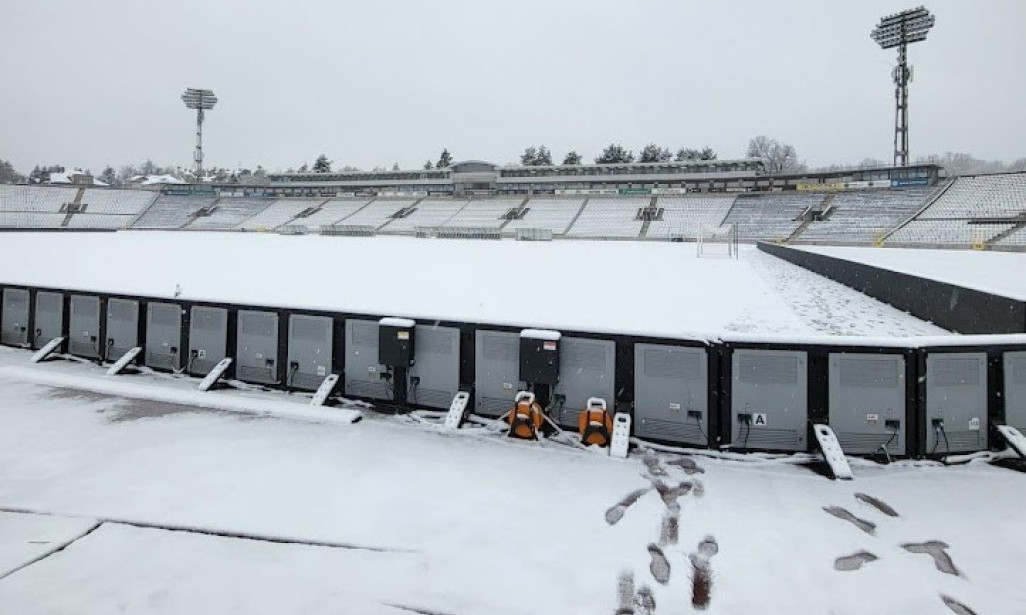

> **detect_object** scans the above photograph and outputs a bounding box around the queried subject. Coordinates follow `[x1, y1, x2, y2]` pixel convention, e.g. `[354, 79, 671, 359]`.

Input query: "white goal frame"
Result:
[696, 223, 739, 258]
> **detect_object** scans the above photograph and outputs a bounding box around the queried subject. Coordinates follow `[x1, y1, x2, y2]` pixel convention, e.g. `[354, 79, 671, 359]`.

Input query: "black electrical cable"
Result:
[740, 418, 752, 452]
[690, 411, 709, 443]
[876, 428, 898, 464]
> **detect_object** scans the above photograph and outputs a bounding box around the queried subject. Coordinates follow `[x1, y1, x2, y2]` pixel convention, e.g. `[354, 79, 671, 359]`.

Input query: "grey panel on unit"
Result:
[344, 319, 389, 401]
[408, 324, 460, 409]
[188, 306, 228, 375]
[634, 343, 708, 446]
[33, 291, 63, 349]
[828, 353, 906, 456]
[730, 349, 808, 452]
[925, 352, 988, 454]
[236, 310, 279, 385]
[474, 330, 521, 417]
[145, 302, 183, 370]
[1006, 351, 1026, 433]
[105, 298, 139, 361]
[553, 337, 616, 428]
[69, 295, 101, 358]
[1, 288, 30, 346]
[287, 314, 333, 391]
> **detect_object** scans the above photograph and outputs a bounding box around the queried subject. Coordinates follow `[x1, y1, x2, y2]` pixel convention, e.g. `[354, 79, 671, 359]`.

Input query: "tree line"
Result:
[4, 138, 1025, 186]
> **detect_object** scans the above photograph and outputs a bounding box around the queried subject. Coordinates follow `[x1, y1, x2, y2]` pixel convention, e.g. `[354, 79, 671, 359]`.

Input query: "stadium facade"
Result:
[256, 160, 941, 198]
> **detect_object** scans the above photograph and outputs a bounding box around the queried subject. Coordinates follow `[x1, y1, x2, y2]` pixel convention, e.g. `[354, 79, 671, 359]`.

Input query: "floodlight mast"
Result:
[871, 7, 935, 167]
[181, 88, 218, 177]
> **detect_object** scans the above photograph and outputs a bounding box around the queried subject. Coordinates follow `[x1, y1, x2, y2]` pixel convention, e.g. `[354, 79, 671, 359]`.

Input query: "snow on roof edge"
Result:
[520, 329, 562, 341]
[379, 317, 416, 328]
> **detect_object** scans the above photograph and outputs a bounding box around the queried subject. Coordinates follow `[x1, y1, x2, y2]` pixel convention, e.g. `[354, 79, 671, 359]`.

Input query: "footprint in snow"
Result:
[689, 535, 718, 610]
[647, 543, 671, 585]
[823, 506, 877, 535]
[902, 541, 961, 576]
[605, 488, 650, 526]
[854, 493, 899, 517]
[940, 594, 979, 615]
[833, 551, 878, 572]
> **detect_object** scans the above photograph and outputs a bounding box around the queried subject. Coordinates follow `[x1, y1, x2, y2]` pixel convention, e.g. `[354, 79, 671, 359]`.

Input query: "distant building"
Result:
[47, 169, 106, 186]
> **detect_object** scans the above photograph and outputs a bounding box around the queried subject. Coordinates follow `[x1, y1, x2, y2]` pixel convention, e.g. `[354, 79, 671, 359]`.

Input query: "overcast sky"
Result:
[1, 0, 1023, 173]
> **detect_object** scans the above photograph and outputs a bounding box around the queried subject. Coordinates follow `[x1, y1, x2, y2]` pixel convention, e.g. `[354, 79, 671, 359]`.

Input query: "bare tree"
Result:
[746, 136, 806, 174]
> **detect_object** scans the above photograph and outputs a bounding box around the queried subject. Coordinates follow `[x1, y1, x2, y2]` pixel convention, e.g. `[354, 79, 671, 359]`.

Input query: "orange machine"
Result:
[578, 397, 614, 447]
[507, 391, 545, 440]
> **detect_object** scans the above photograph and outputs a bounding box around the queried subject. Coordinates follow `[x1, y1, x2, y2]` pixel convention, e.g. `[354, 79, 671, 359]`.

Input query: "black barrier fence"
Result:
[758, 242, 1026, 334]
[6, 280, 1026, 458]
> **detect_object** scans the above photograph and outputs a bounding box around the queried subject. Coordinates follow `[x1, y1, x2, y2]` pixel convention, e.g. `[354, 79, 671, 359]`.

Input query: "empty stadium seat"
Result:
[183, 198, 272, 229]
[565, 198, 647, 238]
[132, 195, 218, 229]
[442, 199, 522, 229]
[343, 199, 417, 230]
[0, 185, 78, 213]
[647, 195, 736, 239]
[65, 214, 136, 230]
[382, 199, 469, 232]
[0, 212, 66, 228]
[723, 192, 822, 241]
[887, 220, 1013, 246]
[290, 199, 374, 230]
[917, 174, 1026, 219]
[79, 189, 156, 215]
[503, 198, 584, 236]
[798, 189, 930, 244]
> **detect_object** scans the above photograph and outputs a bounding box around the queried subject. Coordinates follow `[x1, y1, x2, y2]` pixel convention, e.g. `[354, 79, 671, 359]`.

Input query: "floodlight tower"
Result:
[180, 88, 218, 177]
[872, 6, 935, 167]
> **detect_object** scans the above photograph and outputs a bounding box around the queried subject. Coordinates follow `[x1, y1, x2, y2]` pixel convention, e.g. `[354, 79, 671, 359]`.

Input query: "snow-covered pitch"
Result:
[0, 347, 1024, 614]
[0, 231, 946, 339]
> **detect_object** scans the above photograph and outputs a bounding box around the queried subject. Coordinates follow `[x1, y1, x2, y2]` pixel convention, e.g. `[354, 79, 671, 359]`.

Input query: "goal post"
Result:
[696, 223, 739, 258]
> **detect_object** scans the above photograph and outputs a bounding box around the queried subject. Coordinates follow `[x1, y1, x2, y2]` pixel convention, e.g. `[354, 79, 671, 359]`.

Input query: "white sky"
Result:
[1, 0, 1023, 173]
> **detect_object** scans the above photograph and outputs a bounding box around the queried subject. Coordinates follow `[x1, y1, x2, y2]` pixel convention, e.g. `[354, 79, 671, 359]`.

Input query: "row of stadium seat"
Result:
[2, 174, 1023, 250]
[798, 188, 930, 244]
[874, 174, 1026, 248]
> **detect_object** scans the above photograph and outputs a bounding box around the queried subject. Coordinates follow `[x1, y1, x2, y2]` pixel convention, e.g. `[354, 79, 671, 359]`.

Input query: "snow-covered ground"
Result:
[799, 245, 1026, 301]
[0, 346, 1024, 614]
[0, 231, 945, 339]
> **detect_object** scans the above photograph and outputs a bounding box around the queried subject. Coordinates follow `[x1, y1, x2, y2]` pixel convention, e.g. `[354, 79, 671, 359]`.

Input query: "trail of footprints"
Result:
[825, 492, 975, 614]
[608, 452, 717, 613]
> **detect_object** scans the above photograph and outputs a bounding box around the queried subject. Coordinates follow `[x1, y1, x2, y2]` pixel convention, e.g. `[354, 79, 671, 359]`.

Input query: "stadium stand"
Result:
[341, 199, 417, 231]
[0, 185, 77, 212]
[236, 199, 320, 231]
[3, 172, 1024, 251]
[994, 226, 1026, 247]
[383, 199, 469, 233]
[442, 199, 522, 229]
[288, 199, 374, 231]
[65, 214, 135, 230]
[797, 188, 930, 244]
[183, 198, 271, 230]
[916, 173, 1026, 219]
[566, 198, 647, 238]
[0, 212, 66, 228]
[131, 195, 218, 229]
[503, 198, 585, 236]
[887, 220, 1013, 246]
[79, 188, 156, 215]
[723, 192, 823, 241]
[647, 195, 736, 239]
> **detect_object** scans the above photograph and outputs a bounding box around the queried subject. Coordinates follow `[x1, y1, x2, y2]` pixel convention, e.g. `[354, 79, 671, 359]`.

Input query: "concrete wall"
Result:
[758, 242, 1026, 334]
